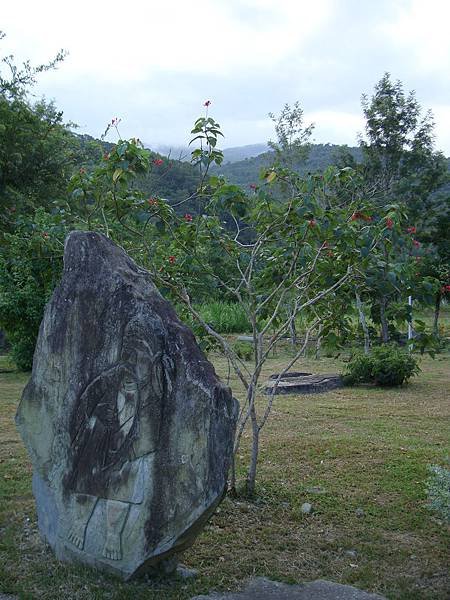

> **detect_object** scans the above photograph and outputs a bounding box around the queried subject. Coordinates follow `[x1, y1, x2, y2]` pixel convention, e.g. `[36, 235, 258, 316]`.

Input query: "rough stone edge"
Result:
[190, 577, 387, 599]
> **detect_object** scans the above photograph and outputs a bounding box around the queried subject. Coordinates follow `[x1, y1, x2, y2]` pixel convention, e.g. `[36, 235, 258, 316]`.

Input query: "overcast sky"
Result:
[2, 0, 450, 154]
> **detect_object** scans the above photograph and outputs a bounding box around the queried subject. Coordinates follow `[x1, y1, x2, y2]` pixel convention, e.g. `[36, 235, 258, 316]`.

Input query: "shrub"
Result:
[232, 340, 253, 361]
[343, 344, 420, 386]
[196, 301, 251, 334]
[0, 210, 65, 371]
[426, 464, 450, 523]
[173, 303, 219, 355]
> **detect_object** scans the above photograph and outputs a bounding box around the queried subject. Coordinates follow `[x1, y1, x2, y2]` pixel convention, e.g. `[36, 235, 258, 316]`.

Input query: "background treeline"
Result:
[0, 31, 449, 371]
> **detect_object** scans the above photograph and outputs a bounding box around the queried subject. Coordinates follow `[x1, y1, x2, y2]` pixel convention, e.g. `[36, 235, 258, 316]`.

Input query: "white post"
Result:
[408, 295, 413, 350]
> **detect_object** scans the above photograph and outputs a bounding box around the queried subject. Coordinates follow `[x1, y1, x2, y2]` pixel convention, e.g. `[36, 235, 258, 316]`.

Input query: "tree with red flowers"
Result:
[336, 74, 447, 346]
[69, 104, 398, 496]
[350, 209, 439, 346]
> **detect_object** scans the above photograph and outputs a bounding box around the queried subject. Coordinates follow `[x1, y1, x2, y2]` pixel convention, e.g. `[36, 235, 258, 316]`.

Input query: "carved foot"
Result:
[67, 526, 86, 550]
[103, 535, 122, 560]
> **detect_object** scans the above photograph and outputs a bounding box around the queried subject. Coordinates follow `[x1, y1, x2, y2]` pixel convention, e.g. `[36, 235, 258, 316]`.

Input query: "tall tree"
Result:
[359, 73, 448, 217]
[352, 74, 448, 342]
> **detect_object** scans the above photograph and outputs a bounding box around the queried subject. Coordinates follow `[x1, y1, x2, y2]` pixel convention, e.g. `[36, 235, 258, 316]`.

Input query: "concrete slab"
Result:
[191, 577, 387, 600]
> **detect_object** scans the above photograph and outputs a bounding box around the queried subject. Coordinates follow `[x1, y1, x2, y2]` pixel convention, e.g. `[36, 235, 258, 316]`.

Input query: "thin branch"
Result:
[258, 318, 320, 431]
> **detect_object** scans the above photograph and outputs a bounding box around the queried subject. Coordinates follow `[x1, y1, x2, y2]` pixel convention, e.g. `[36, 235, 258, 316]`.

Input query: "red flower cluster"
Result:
[249, 183, 257, 190]
[351, 211, 372, 222]
[386, 218, 394, 229]
[412, 239, 421, 248]
[441, 284, 450, 293]
[204, 100, 211, 107]
[184, 213, 193, 222]
[406, 226, 416, 234]
[148, 197, 158, 206]
[153, 158, 163, 166]
[168, 256, 176, 264]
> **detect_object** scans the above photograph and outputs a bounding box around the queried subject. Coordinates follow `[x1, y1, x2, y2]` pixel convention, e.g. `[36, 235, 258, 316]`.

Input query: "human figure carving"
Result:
[64, 324, 172, 560]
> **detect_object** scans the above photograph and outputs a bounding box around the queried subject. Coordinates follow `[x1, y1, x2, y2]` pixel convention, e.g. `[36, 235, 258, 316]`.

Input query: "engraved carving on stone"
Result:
[64, 321, 174, 560]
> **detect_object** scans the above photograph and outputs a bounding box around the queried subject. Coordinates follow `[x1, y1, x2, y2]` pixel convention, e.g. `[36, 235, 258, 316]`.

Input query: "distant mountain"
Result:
[222, 144, 270, 163]
[213, 143, 363, 188]
[144, 144, 191, 161]
[137, 140, 450, 196]
[145, 142, 270, 164]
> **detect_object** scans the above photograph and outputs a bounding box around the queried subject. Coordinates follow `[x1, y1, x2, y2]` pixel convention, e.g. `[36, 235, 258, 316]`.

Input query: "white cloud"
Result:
[1, 0, 449, 153]
[306, 110, 364, 147]
[1, 0, 334, 83]
[380, 0, 450, 73]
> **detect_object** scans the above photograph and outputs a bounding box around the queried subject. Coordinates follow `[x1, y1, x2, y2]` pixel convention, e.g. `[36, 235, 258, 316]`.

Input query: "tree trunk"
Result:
[246, 401, 259, 497]
[315, 324, 322, 359]
[433, 292, 442, 336]
[355, 292, 370, 354]
[380, 296, 389, 343]
[289, 317, 298, 347]
[229, 452, 237, 497]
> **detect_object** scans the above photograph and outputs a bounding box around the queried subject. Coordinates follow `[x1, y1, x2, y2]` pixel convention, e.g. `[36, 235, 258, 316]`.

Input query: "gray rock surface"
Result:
[306, 486, 326, 495]
[300, 502, 313, 514]
[191, 577, 387, 599]
[16, 231, 238, 580]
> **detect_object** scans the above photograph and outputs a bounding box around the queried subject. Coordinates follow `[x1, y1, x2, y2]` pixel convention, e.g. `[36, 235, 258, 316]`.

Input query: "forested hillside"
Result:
[75, 134, 200, 202]
[213, 143, 363, 187]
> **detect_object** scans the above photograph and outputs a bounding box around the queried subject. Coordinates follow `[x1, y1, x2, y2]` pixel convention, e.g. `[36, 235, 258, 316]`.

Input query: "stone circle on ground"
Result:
[265, 372, 343, 395]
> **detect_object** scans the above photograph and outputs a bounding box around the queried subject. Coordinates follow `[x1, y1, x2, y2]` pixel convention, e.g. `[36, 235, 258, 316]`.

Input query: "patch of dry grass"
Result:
[0, 352, 449, 599]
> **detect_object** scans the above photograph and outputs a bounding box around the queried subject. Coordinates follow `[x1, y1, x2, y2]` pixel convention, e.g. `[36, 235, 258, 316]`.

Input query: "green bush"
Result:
[196, 301, 251, 334]
[0, 210, 66, 371]
[173, 303, 220, 355]
[343, 344, 420, 386]
[232, 340, 253, 361]
[426, 464, 450, 523]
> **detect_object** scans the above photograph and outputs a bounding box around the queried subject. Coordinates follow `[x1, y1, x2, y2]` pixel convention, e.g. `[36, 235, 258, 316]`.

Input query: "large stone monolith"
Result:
[16, 231, 238, 579]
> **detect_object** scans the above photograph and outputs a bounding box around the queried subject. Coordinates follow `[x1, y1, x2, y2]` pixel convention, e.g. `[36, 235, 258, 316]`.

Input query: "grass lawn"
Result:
[0, 351, 449, 599]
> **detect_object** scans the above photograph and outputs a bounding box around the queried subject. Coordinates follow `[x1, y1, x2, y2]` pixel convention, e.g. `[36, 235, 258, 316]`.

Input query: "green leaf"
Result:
[112, 168, 123, 183]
